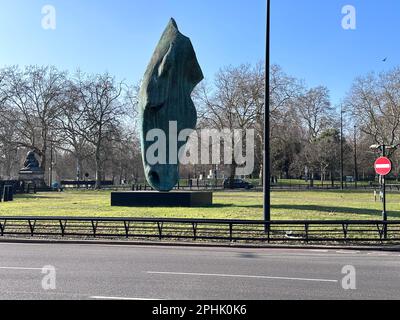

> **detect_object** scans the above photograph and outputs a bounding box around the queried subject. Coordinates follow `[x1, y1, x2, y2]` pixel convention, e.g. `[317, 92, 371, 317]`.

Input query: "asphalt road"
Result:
[0, 242, 399, 300]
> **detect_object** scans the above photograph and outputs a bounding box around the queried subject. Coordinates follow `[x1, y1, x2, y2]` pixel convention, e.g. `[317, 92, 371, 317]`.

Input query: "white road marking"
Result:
[90, 296, 162, 301]
[0, 243, 53, 247]
[1, 290, 87, 298]
[336, 250, 359, 254]
[368, 253, 389, 256]
[258, 253, 358, 258]
[0, 267, 43, 270]
[147, 271, 338, 283]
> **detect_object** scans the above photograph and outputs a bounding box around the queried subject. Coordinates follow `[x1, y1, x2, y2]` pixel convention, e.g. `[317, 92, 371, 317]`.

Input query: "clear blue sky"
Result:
[0, 0, 399, 105]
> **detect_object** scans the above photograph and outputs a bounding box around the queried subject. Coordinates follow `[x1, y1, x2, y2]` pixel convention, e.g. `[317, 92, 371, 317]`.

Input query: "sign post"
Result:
[374, 151, 392, 239]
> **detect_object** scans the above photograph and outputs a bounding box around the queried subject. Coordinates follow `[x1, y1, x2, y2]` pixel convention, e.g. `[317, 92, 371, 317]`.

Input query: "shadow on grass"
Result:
[211, 204, 234, 208]
[271, 204, 400, 218]
[235, 205, 263, 209]
[212, 204, 264, 209]
[15, 195, 64, 200]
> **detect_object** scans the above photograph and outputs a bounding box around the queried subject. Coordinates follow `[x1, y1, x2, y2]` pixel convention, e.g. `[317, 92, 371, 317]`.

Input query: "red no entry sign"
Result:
[374, 157, 392, 176]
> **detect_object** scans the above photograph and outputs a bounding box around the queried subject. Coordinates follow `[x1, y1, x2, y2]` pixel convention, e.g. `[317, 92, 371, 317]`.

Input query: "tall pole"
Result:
[49, 141, 53, 187]
[264, 0, 271, 224]
[340, 107, 344, 190]
[76, 159, 80, 181]
[354, 125, 358, 189]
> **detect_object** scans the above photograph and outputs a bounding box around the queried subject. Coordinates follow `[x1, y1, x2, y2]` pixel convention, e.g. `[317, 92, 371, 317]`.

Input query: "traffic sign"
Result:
[374, 157, 392, 176]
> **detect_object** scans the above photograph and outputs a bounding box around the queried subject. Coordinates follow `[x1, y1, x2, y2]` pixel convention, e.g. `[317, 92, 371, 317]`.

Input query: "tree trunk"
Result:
[40, 150, 47, 172]
[95, 147, 102, 190]
[78, 157, 84, 180]
[228, 161, 237, 189]
[228, 135, 237, 188]
[310, 171, 314, 188]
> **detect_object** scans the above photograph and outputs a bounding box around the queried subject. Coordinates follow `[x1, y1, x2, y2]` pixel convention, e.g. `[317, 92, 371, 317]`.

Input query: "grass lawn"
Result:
[1, 189, 400, 221]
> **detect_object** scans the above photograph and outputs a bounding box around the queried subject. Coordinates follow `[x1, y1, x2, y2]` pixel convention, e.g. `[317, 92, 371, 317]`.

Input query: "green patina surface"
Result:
[139, 18, 203, 191]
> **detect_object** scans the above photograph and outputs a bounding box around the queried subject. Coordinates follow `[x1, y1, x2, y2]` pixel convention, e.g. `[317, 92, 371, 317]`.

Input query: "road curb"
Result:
[1, 237, 399, 252]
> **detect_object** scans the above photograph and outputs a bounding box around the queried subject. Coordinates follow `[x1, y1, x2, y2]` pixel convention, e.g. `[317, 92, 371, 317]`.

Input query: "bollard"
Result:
[2, 186, 7, 202]
[3, 185, 13, 202]
[5, 186, 10, 201]
[8, 186, 13, 201]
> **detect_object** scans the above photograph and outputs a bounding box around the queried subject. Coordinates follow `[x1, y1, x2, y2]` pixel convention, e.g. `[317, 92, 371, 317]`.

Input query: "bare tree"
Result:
[196, 64, 261, 182]
[74, 72, 127, 189]
[295, 86, 335, 183]
[4, 65, 67, 171]
[56, 80, 93, 180]
[268, 65, 303, 181]
[346, 68, 400, 148]
[296, 86, 334, 140]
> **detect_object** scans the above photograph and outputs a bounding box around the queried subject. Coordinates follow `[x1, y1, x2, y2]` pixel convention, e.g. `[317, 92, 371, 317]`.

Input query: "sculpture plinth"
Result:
[18, 170, 46, 188]
[111, 191, 213, 207]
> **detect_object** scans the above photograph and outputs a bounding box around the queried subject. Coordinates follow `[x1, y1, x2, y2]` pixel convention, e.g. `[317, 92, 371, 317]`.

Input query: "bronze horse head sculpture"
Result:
[139, 18, 204, 191]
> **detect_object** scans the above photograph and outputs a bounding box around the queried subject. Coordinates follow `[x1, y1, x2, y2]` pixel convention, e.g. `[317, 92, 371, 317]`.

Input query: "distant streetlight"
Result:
[369, 144, 380, 150]
[340, 107, 345, 190]
[369, 144, 398, 152]
[49, 141, 54, 186]
[354, 125, 358, 189]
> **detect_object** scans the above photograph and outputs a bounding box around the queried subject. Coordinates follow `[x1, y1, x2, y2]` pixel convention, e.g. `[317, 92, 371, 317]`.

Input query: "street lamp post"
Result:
[340, 107, 344, 190]
[264, 0, 271, 226]
[49, 141, 53, 187]
[354, 125, 358, 189]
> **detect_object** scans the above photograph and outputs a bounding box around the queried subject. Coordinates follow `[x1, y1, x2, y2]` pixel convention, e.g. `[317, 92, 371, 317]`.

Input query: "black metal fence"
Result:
[63, 182, 400, 192]
[270, 183, 400, 191]
[0, 180, 39, 196]
[0, 217, 399, 243]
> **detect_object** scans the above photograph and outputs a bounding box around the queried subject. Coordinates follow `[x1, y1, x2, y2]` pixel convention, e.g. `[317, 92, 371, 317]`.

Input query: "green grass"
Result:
[1, 189, 400, 221]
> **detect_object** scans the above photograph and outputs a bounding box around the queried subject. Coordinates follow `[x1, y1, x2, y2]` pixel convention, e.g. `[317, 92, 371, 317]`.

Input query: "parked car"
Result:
[223, 179, 254, 190]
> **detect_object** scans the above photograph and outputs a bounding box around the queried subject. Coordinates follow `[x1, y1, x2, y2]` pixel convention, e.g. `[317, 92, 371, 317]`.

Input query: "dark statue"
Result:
[18, 150, 46, 188]
[139, 18, 204, 191]
[21, 151, 41, 172]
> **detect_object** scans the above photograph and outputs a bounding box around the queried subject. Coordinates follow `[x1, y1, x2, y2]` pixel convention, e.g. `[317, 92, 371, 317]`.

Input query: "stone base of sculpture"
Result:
[18, 170, 47, 188]
[111, 191, 213, 207]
